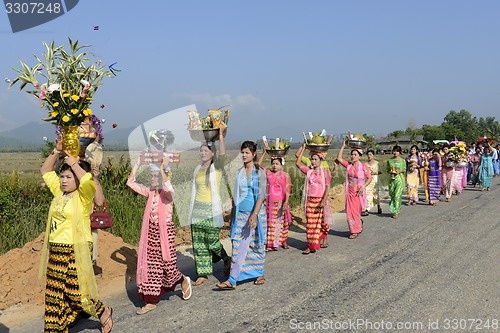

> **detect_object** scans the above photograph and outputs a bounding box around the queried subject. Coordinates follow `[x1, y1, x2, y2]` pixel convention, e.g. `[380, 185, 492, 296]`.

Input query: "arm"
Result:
[320, 169, 331, 207]
[257, 148, 266, 167]
[249, 171, 267, 228]
[283, 173, 292, 211]
[296, 143, 306, 169]
[126, 156, 150, 197]
[331, 161, 338, 177]
[219, 123, 227, 156]
[336, 140, 347, 165]
[92, 164, 105, 206]
[295, 143, 305, 159]
[160, 155, 174, 201]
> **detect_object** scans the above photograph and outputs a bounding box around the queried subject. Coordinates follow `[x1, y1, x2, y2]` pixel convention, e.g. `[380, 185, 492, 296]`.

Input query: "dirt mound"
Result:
[0, 231, 137, 310]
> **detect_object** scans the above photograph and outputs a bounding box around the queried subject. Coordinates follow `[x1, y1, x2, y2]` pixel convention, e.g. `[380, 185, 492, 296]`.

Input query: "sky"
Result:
[1, 0, 500, 142]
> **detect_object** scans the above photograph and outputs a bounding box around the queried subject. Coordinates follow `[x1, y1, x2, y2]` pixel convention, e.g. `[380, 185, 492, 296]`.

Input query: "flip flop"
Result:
[101, 306, 113, 333]
[348, 233, 359, 239]
[216, 281, 235, 290]
[181, 276, 192, 300]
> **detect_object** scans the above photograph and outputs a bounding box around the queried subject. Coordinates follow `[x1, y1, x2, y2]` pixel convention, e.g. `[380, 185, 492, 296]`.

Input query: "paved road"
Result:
[4, 178, 500, 333]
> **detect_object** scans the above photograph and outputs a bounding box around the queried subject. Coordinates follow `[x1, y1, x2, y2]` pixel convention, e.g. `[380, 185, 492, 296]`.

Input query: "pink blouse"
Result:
[299, 165, 331, 198]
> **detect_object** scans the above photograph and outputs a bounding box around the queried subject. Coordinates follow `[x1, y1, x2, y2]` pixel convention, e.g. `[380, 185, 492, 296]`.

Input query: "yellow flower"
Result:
[63, 93, 70, 97]
[53, 102, 59, 107]
[50, 111, 58, 117]
[61, 89, 67, 93]
[62, 115, 70, 122]
[86, 97, 93, 100]
[83, 108, 92, 116]
[71, 95, 79, 101]
[71, 108, 79, 114]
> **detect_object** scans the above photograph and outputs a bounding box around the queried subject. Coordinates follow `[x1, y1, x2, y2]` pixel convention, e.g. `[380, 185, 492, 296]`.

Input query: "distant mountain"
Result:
[0, 121, 57, 146]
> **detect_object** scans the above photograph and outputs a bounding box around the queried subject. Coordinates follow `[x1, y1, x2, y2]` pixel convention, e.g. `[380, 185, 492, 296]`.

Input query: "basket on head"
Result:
[347, 139, 367, 149]
[266, 147, 289, 158]
[189, 128, 220, 142]
[306, 144, 330, 153]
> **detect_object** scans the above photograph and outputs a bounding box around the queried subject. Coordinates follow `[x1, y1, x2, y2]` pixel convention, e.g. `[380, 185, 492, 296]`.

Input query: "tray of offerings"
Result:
[189, 128, 220, 142]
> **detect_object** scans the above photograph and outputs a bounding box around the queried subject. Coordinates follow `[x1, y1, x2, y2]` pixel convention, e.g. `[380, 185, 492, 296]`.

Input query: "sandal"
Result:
[193, 276, 209, 286]
[136, 303, 156, 315]
[302, 249, 316, 255]
[361, 211, 369, 216]
[181, 276, 192, 300]
[100, 306, 113, 332]
[281, 243, 289, 249]
[377, 207, 382, 214]
[348, 233, 359, 239]
[392, 214, 399, 219]
[215, 280, 235, 290]
[254, 276, 265, 285]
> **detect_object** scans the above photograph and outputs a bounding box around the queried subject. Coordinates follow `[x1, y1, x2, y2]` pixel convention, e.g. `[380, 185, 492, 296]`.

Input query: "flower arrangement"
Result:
[447, 144, 468, 163]
[9, 38, 115, 127]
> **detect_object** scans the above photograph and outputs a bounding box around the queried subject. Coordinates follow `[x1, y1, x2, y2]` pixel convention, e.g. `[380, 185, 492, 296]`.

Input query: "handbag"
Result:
[90, 201, 113, 229]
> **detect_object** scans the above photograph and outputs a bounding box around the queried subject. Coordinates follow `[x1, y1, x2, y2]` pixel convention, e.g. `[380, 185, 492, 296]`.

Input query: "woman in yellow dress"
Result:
[405, 145, 421, 205]
[363, 149, 382, 215]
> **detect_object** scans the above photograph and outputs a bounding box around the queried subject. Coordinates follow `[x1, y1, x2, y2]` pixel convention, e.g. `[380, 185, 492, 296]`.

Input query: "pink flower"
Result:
[38, 86, 47, 99]
[34, 83, 39, 89]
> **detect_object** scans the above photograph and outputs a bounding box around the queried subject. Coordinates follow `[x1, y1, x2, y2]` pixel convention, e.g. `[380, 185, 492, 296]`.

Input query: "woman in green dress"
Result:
[386, 145, 406, 219]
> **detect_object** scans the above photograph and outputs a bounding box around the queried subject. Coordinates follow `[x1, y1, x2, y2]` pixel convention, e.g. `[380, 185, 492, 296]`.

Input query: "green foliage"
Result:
[0, 172, 52, 255]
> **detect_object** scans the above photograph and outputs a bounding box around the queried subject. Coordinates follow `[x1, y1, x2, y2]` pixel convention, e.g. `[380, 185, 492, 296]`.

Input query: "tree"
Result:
[442, 109, 478, 143]
[421, 124, 446, 144]
[478, 116, 500, 140]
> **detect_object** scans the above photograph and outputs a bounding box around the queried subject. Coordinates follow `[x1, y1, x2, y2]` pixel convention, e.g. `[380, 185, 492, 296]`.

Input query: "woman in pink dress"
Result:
[336, 140, 372, 239]
[296, 143, 334, 254]
[258, 152, 292, 251]
[127, 155, 192, 315]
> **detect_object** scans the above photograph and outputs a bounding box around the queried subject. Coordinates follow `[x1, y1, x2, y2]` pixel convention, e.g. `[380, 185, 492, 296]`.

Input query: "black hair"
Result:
[410, 145, 419, 152]
[431, 148, 440, 154]
[200, 142, 217, 187]
[241, 140, 260, 172]
[351, 149, 363, 156]
[367, 148, 375, 155]
[271, 157, 284, 165]
[392, 145, 402, 153]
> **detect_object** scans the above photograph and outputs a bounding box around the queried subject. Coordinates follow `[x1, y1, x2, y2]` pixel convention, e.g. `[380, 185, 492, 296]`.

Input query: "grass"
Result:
[0, 149, 394, 254]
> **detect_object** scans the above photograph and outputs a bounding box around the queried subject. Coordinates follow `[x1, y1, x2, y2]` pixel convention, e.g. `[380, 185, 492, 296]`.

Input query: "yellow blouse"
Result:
[43, 171, 95, 244]
[195, 155, 226, 202]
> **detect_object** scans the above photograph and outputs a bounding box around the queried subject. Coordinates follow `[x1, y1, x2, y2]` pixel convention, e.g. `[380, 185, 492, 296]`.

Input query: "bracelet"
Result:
[70, 162, 77, 168]
[51, 149, 60, 155]
[254, 212, 258, 216]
